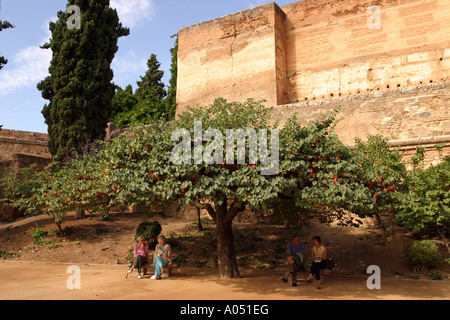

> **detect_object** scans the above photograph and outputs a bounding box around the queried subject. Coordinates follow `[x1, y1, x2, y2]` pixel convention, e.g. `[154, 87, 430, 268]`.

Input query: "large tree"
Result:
[37, 0, 129, 161]
[0, 20, 15, 70]
[2, 98, 410, 278]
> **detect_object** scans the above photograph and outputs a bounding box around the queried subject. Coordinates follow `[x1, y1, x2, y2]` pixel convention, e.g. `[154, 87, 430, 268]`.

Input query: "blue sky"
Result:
[0, 0, 294, 133]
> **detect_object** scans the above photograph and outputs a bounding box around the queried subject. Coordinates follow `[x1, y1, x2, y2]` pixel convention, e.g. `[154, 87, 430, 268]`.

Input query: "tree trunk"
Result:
[196, 207, 203, 231]
[214, 199, 240, 279]
[216, 217, 239, 279]
[436, 226, 450, 255]
[75, 207, 86, 220]
[375, 212, 389, 237]
[56, 221, 64, 235]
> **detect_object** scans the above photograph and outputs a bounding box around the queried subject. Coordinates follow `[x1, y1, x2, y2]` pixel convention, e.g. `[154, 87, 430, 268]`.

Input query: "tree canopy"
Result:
[5, 98, 439, 279]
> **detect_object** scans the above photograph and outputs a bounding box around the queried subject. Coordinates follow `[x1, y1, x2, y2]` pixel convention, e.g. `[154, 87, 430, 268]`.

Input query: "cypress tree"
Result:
[37, 0, 129, 161]
[135, 53, 166, 100]
[165, 34, 178, 120]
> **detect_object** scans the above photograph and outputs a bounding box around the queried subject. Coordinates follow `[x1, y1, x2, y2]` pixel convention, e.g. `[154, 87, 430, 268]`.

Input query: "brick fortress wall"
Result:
[176, 0, 450, 158]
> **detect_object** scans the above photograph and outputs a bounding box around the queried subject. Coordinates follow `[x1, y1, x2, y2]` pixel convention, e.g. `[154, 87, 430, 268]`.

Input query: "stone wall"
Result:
[177, 3, 289, 114]
[176, 0, 450, 156]
[177, 0, 450, 110]
[270, 81, 450, 143]
[282, 0, 450, 103]
[0, 129, 51, 221]
[0, 129, 51, 161]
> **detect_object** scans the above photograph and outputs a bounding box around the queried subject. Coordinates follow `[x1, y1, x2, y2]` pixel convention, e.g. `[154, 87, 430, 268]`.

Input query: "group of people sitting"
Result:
[127, 235, 172, 280]
[282, 235, 329, 289]
[128, 233, 329, 289]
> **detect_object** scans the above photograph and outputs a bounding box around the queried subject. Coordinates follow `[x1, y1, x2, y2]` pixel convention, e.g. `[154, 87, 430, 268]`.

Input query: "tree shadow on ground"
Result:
[212, 268, 450, 300]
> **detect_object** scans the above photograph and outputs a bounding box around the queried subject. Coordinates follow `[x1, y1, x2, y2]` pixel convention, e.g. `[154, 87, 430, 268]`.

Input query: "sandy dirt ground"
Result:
[0, 260, 448, 300]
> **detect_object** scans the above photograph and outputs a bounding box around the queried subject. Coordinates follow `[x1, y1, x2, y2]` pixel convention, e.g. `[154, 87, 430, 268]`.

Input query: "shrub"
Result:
[124, 246, 134, 264]
[406, 240, 442, 275]
[428, 272, 444, 281]
[0, 250, 17, 260]
[30, 225, 51, 246]
[134, 221, 162, 244]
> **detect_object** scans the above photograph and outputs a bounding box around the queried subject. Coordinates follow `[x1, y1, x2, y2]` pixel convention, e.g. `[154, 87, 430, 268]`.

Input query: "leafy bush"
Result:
[406, 240, 442, 275]
[30, 225, 51, 246]
[0, 250, 17, 260]
[124, 246, 134, 264]
[134, 221, 162, 243]
[395, 150, 450, 252]
[428, 272, 444, 281]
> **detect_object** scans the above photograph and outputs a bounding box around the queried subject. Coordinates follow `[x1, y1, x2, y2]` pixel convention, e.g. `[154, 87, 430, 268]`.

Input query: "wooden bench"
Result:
[141, 263, 173, 277]
[128, 258, 173, 277]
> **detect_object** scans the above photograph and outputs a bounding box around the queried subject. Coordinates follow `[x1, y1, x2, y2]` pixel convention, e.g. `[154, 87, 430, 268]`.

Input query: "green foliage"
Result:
[406, 240, 442, 275]
[395, 147, 449, 246]
[112, 95, 168, 128]
[165, 34, 178, 121]
[111, 85, 139, 122]
[428, 272, 444, 281]
[135, 54, 166, 100]
[134, 221, 162, 243]
[0, 20, 15, 70]
[111, 48, 176, 127]
[30, 225, 52, 246]
[125, 246, 134, 263]
[0, 164, 46, 217]
[0, 250, 17, 260]
[4, 96, 448, 277]
[37, 0, 129, 161]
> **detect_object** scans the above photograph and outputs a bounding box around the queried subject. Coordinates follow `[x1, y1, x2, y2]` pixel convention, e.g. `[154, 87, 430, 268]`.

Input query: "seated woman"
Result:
[306, 236, 327, 289]
[128, 236, 149, 279]
[150, 235, 172, 280]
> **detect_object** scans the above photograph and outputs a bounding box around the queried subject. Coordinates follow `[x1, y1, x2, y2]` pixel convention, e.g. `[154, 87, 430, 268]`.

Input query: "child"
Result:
[128, 236, 149, 279]
[150, 235, 172, 280]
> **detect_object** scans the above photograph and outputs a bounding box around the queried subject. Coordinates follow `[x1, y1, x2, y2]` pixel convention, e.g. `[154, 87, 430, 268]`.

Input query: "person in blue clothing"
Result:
[281, 234, 305, 287]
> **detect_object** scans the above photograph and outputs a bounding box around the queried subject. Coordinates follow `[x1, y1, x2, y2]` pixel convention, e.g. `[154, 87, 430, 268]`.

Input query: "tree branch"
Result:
[225, 199, 246, 225]
[194, 202, 216, 221]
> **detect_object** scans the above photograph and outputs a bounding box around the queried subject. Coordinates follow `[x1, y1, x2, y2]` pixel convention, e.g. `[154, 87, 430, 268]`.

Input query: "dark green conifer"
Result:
[37, 0, 129, 161]
[135, 53, 166, 100]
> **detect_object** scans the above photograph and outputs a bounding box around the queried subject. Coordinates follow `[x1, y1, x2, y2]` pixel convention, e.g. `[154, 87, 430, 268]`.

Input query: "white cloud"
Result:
[112, 51, 147, 75]
[110, 0, 155, 28]
[0, 17, 55, 96]
[0, 46, 51, 96]
[0, 0, 155, 97]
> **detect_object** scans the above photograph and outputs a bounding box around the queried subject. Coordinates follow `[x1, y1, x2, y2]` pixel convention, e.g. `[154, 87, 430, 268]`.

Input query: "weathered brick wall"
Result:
[176, 0, 450, 157]
[0, 129, 51, 161]
[270, 82, 450, 143]
[282, 0, 450, 103]
[177, 3, 288, 114]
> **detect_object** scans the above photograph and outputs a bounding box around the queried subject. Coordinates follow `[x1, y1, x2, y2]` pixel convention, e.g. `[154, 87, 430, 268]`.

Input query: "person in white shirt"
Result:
[306, 236, 327, 289]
